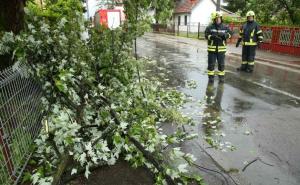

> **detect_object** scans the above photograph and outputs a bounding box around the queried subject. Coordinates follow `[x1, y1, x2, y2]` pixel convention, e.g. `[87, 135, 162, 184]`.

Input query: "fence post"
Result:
[289, 28, 296, 55]
[0, 126, 14, 177]
[173, 24, 176, 36]
[198, 22, 200, 39]
[187, 23, 189, 37]
[271, 27, 277, 52]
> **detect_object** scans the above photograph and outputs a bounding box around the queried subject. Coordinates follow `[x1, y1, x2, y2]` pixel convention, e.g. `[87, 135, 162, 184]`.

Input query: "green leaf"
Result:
[54, 79, 65, 92]
[21, 172, 32, 184]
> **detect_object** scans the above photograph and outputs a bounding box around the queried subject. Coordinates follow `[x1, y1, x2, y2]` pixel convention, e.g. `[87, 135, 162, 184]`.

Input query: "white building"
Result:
[173, 0, 238, 33]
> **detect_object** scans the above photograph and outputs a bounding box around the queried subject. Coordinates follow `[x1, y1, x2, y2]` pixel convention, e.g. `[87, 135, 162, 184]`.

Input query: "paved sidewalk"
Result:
[227, 44, 300, 70]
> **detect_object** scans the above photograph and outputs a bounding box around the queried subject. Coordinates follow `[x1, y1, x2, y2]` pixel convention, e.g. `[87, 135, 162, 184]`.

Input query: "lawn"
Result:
[176, 31, 205, 39]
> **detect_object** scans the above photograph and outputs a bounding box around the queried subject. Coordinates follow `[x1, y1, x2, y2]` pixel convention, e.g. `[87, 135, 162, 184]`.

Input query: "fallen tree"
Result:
[0, 1, 203, 184]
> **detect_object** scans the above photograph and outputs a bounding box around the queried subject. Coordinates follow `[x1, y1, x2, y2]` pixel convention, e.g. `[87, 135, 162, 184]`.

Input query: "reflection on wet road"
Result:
[138, 33, 300, 185]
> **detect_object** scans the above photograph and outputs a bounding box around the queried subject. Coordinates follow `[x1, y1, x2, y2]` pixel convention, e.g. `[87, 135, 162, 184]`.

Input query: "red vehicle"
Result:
[94, 9, 122, 29]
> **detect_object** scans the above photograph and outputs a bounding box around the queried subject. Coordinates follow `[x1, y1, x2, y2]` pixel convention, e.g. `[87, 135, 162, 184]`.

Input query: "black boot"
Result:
[208, 76, 214, 83]
[237, 64, 247, 72]
[246, 68, 253, 73]
[219, 76, 224, 83]
[246, 65, 254, 73]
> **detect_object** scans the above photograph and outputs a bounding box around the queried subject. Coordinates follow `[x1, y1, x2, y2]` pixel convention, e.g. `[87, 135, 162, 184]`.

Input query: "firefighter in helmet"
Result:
[205, 11, 233, 83]
[236, 11, 263, 73]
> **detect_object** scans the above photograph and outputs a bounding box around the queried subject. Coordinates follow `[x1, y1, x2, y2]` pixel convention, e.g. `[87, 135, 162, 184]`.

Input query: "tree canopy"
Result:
[225, 0, 300, 25]
[0, 0, 204, 185]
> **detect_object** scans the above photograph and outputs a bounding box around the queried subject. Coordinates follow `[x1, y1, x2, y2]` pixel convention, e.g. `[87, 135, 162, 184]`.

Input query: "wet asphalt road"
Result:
[137, 33, 300, 185]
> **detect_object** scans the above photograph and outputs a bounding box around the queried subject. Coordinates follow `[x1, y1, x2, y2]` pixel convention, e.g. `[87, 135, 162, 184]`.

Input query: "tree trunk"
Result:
[0, 0, 26, 70]
[277, 0, 296, 24]
[0, 0, 26, 34]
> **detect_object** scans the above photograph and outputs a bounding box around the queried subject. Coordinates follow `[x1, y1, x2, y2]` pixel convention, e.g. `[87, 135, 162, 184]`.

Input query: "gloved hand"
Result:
[210, 34, 220, 40]
[236, 38, 242, 48]
[257, 41, 262, 48]
[217, 32, 226, 39]
[211, 34, 223, 41]
[210, 35, 217, 40]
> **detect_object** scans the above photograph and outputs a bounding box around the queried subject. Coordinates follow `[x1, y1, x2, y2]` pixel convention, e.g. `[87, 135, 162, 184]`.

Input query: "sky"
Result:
[85, 0, 99, 18]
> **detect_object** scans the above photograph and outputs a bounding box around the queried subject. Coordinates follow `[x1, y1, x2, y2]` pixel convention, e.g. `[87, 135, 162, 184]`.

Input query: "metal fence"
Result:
[261, 26, 300, 56]
[153, 23, 300, 56]
[152, 23, 208, 39]
[227, 23, 300, 56]
[0, 63, 43, 185]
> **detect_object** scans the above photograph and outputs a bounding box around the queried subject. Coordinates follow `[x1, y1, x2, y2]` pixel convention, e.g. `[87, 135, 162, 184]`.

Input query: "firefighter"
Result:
[205, 11, 232, 83]
[236, 10, 263, 73]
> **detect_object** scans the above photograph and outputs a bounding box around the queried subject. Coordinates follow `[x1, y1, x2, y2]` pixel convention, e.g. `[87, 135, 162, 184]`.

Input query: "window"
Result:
[184, 15, 188, 26]
[178, 16, 181, 26]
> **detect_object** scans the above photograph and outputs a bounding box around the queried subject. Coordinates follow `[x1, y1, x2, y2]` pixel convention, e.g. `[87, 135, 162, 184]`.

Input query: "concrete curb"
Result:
[226, 54, 300, 74]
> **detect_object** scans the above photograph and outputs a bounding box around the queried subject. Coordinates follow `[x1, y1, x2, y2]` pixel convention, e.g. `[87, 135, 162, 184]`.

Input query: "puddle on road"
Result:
[143, 57, 238, 152]
[139, 39, 258, 153]
[232, 98, 254, 113]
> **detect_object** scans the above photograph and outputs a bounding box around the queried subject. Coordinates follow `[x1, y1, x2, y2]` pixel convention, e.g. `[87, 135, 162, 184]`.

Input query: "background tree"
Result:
[154, 0, 174, 24]
[225, 0, 247, 14]
[225, 0, 300, 25]
[276, 0, 300, 25]
[0, 0, 88, 70]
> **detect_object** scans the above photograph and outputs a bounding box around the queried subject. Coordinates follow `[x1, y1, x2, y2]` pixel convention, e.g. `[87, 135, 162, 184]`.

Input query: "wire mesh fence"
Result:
[176, 23, 208, 39]
[153, 23, 238, 41]
[152, 23, 208, 39]
[0, 63, 43, 185]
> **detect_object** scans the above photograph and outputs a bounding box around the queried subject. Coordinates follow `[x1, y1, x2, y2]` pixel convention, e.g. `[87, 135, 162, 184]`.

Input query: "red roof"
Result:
[174, 0, 200, 13]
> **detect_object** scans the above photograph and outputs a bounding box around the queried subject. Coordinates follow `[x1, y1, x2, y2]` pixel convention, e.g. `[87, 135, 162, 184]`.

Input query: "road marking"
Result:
[251, 81, 300, 101]
[226, 71, 300, 101]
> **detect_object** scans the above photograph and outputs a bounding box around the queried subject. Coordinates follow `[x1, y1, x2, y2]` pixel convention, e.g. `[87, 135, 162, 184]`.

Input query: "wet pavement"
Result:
[137, 33, 300, 185]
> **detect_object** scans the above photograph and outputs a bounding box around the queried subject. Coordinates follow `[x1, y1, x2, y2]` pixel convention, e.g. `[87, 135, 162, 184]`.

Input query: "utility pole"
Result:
[112, 0, 115, 8]
[216, 0, 220, 11]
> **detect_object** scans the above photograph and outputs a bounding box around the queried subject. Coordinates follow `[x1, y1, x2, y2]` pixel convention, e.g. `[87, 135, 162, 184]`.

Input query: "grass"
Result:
[0, 146, 11, 185]
[176, 31, 205, 40]
[152, 30, 205, 40]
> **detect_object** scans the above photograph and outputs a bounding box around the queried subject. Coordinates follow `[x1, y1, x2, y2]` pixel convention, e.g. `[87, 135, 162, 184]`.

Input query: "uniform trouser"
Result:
[241, 45, 257, 71]
[207, 51, 225, 79]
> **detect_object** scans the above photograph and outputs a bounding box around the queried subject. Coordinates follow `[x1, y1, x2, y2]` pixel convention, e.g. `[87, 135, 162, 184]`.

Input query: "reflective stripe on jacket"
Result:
[239, 21, 263, 46]
[205, 23, 232, 52]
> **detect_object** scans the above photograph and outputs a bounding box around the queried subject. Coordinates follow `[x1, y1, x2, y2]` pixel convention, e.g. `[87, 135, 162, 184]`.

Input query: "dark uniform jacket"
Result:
[239, 21, 263, 46]
[205, 23, 232, 53]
